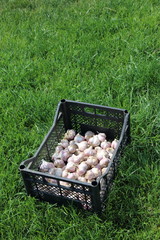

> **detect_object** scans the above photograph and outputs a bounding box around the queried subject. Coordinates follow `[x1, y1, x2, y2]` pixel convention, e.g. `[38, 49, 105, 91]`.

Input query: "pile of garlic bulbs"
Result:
[39, 129, 119, 185]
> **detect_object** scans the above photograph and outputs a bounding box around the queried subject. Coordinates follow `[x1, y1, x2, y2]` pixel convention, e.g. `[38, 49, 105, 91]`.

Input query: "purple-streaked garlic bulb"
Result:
[84, 146, 96, 156]
[64, 129, 76, 140]
[85, 131, 95, 141]
[61, 149, 70, 162]
[67, 172, 78, 180]
[111, 139, 119, 149]
[66, 162, 76, 172]
[67, 155, 75, 163]
[85, 170, 96, 180]
[101, 140, 111, 149]
[99, 157, 110, 168]
[74, 133, 85, 143]
[39, 160, 54, 172]
[91, 167, 101, 178]
[77, 162, 88, 176]
[96, 149, 108, 160]
[97, 133, 106, 142]
[77, 141, 88, 151]
[86, 156, 98, 167]
[60, 139, 69, 148]
[55, 145, 63, 153]
[88, 135, 100, 147]
[53, 159, 65, 168]
[51, 151, 61, 161]
[94, 164, 101, 171]
[73, 152, 85, 164]
[68, 143, 77, 154]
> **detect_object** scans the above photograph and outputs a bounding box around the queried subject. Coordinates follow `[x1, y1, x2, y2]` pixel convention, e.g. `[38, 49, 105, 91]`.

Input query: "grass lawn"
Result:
[0, 0, 160, 239]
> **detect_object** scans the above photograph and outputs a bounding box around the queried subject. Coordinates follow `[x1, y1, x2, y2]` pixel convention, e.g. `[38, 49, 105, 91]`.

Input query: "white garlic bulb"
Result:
[111, 139, 119, 149]
[84, 146, 96, 156]
[67, 172, 78, 180]
[68, 144, 77, 153]
[85, 131, 95, 141]
[101, 140, 111, 149]
[39, 160, 54, 172]
[85, 170, 95, 180]
[91, 167, 101, 178]
[60, 139, 69, 148]
[77, 141, 88, 151]
[86, 156, 98, 167]
[66, 162, 76, 172]
[99, 157, 110, 168]
[97, 133, 106, 142]
[74, 133, 85, 143]
[54, 159, 65, 168]
[73, 152, 85, 164]
[88, 135, 100, 147]
[96, 149, 108, 160]
[64, 129, 76, 140]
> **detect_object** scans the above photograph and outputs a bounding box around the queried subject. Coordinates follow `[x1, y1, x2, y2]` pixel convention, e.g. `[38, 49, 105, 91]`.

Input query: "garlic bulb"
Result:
[66, 162, 76, 172]
[39, 160, 54, 172]
[101, 140, 111, 149]
[101, 167, 107, 175]
[86, 156, 98, 167]
[67, 155, 75, 163]
[62, 170, 68, 178]
[55, 145, 63, 153]
[54, 159, 65, 168]
[85, 131, 95, 141]
[99, 157, 110, 168]
[60, 181, 71, 187]
[54, 168, 63, 177]
[61, 149, 70, 162]
[67, 172, 77, 180]
[97, 133, 106, 142]
[46, 178, 57, 184]
[85, 170, 95, 180]
[78, 176, 86, 182]
[91, 167, 101, 178]
[94, 164, 102, 171]
[96, 149, 107, 160]
[88, 135, 100, 147]
[77, 162, 88, 176]
[51, 151, 61, 161]
[68, 144, 77, 153]
[73, 152, 84, 164]
[77, 141, 88, 151]
[74, 133, 85, 143]
[64, 129, 76, 140]
[60, 139, 69, 148]
[84, 146, 96, 156]
[106, 147, 114, 158]
[111, 139, 119, 149]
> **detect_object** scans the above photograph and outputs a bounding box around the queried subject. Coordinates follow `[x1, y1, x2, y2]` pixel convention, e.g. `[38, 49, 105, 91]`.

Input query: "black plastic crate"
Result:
[19, 99, 130, 213]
